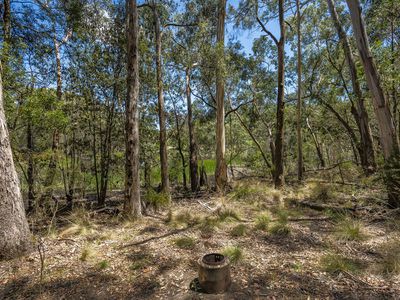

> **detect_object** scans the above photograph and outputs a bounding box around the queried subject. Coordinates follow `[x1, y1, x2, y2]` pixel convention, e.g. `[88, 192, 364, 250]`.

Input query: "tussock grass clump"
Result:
[80, 244, 96, 261]
[377, 240, 400, 275]
[222, 246, 243, 264]
[254, 213, 270, 231]
[320, 253, 363, 274]
[129, 253, 153, 271]
[335, 218, 366, 241]
[169, 210, 200, 227]
[131, 259, 150, 271]
[218, 208, 241, 222]
[311, 184, 335, 202]
[230, 224, 247, 237]
[145, 189, 170, 210]
[268, 208, 291, 236]
[232, 184, 257, 200]
[269, 223, 291, 236]
[98, 260, 109, 270]
[174, 236, 196, 249]
[61, 208, 97, 237]
[199, 217, 219, 237]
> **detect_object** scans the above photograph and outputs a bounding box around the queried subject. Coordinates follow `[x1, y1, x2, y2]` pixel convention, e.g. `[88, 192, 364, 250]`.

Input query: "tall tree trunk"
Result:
[2, 0, 10, 42]
[172, 99, 187, 189]
[346, 0, 400, 207]
[390, 9, 397, 136]
[153, 5, 169, 194]
[215, 0, 227, 192]
[234, 110, 272, 170]
[296, 0, 304, 181]
[327, 0, 376, 175]
[186, 68, 199, 192]
[27, 118, 35, 212]
[0, 63, 31, 260]
[124, 0, 141, 217]
[306, 117, 325, 168]
[40, 37, 63, 205]
[99, 91, 116, 206]
[274, 0, 286, 188]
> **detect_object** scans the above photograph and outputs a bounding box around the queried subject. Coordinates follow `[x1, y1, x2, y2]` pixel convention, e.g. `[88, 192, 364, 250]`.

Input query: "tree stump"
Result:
[198, 253, 231, 294]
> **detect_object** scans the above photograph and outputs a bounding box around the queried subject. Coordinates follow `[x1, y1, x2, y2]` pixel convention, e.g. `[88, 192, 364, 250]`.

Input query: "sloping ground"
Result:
[1, 179, 400, 299]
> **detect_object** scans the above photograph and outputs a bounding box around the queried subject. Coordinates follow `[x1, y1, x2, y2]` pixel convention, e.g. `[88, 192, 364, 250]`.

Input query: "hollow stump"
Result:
[198, 253, 231, 294]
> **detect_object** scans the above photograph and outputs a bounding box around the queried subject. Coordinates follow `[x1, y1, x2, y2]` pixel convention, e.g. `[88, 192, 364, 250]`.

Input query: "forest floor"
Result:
[1, 176, 400, 299]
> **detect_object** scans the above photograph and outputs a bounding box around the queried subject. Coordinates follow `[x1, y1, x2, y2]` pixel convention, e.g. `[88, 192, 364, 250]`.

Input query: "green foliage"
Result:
[145, 189, 170, 209]
[222, 246, 243, 264]
[230, 224, 247, 237]
[335, 219, 366, 241]
[320, 253, 363, 274]
[174, 237, 196, 250]
[255, 213, 270, 231]
[377, 240, 400, 275]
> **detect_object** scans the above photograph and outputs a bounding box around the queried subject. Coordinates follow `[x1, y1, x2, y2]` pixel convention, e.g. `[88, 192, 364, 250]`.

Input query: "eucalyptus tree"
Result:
[0, 62, 31, 260]
[214, 0, 228, 192]
[346, 0, 400, 207]
[326, 0, 376, 175]
[295, 0, 304, 181]
[234, 0, 286, 187]
[125, 0, 141, 217]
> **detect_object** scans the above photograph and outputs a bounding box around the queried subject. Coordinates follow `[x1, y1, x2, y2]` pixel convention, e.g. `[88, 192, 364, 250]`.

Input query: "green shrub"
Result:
[222, 246, 243, 264]
[230, 224, 247, 237]
[255, 213, 270, 231]
[145, 189, 170, 209]
[174, 237, 196, 249]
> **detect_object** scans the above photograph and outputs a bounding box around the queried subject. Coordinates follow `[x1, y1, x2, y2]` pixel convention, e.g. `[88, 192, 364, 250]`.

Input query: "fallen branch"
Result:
[90, 206, 120, 215]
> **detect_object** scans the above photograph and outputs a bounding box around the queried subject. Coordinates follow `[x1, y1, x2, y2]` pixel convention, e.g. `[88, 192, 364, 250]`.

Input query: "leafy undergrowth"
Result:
[1, 179, 399, 299]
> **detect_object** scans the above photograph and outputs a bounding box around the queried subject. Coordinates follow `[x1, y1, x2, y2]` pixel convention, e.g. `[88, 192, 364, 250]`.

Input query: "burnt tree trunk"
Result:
[0, 63, 31, 260]
[215, 0, 228, 192]
[124, 0, 141, 217]
[274, 0, 286, 188]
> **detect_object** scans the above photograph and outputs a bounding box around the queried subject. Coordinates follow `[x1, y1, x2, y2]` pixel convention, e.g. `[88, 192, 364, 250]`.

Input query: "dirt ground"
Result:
[1, 179, 400, 300]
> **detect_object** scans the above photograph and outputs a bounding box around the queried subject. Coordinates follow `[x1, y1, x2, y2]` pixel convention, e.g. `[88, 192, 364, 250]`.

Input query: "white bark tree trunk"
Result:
[0, 63, 31, 260]
[124, 0, 141, 217]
